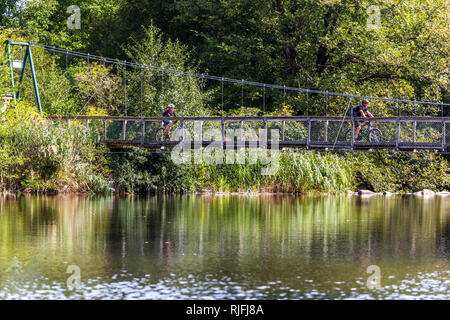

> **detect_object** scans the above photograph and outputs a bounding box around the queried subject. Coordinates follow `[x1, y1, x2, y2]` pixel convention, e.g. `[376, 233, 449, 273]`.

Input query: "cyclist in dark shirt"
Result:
[162, 103, 178, 136]
[351, 99, 374, 140]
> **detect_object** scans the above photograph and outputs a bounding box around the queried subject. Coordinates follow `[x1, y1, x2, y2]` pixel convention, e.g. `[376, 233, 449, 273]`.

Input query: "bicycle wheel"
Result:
[345, 128, 354, 142]
[368, 128, 383, 142]
[155, 128, 169, 142]
[171, 128, 183, 141]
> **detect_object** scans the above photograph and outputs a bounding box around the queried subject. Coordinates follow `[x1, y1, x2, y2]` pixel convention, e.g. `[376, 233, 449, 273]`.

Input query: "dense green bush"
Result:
[196, 151, 353, 193]
[0, 103, 111, 193]
[107, 148, 198, 193]
[105, 148, 355, 194]
[0, 6, 448, 195]
[0, 102, 447, 194]
[354, 152, 449, 193]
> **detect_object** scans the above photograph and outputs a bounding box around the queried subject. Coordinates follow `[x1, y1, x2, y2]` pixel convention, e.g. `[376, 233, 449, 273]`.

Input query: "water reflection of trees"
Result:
[148, 195, 449, 265]
[0, 195, 114, 280]
[0, 195, 448, 279]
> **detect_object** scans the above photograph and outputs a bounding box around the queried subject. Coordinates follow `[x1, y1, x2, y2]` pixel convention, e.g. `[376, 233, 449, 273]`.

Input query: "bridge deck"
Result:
[50, 116, 450, 153]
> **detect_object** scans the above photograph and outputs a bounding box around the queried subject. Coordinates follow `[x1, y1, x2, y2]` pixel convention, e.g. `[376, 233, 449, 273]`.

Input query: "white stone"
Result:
[413, 189, 435, 196]
[358, 189, 375, 195]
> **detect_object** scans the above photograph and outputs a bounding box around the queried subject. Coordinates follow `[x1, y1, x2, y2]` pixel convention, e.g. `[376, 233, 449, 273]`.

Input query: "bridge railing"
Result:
[48, 116, 450, 152]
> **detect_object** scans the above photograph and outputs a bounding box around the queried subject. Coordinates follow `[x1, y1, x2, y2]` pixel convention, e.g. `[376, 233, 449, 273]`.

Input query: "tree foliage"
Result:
[0, 0, 447, 194]
[2, 0, 448, 115]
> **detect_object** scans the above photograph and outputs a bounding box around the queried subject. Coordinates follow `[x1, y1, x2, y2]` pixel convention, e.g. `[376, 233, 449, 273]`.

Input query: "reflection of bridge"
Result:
[51, 116, 450, 153]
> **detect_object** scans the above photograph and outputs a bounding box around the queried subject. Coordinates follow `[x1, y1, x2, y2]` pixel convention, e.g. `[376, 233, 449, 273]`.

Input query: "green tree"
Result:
[123, 24, 211, 117]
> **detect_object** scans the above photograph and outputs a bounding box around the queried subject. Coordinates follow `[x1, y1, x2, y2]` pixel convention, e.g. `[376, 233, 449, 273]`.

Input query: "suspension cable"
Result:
[221, 77, 224, 113]
[241, 79, 244, 107]
[263, 84, 265, 113]
[306, 90, 309, 116]
[140, 68, 144, 117]
[124, 61, 127, 116]
[27, 42, 450, 107]
[332, 97, 353, 150]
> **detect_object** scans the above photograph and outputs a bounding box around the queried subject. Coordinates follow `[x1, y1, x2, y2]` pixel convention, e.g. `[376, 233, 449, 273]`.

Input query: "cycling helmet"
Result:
[168, 103, 175, 109]
[362, 99, 369, 104]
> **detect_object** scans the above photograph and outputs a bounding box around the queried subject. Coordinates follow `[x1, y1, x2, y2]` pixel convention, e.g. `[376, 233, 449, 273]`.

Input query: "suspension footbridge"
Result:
[49, 115, 450, 153]
[4, 40, 450, 153]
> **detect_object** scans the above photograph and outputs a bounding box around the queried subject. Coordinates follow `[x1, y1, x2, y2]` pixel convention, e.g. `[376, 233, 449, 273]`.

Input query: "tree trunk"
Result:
[315, 8, 334, 75]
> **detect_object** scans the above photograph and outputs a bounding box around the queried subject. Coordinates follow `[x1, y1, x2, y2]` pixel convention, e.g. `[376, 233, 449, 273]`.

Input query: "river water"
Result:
[0, 194, 448, 300]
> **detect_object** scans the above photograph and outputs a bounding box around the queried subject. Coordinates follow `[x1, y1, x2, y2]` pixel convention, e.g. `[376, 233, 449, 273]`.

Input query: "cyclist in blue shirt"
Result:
[162, 103, 178, 137]
[351, 99, 374, 140]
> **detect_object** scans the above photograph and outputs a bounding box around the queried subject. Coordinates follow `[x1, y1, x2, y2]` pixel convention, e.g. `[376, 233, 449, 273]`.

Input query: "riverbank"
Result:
[1, 105, 448, 195]
[2, 187, 449, 198]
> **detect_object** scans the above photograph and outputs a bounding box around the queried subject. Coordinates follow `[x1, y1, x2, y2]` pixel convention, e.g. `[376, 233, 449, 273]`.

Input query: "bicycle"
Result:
[345, 120, 383, 143]
[155, 120, 183, 142]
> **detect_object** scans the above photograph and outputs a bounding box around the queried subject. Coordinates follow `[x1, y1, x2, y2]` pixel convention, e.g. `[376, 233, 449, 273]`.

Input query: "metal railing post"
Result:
[141, 119, 145, 145]
[239, 121, 243, 142]
[351, 118, 354, 150]
[221, 117, 225, 149]
[180, 117, 184, 141]
[197, 120, 203, 141]
[103, 118, 107, 142]
[395, 117, 400, 151]
[195, 120, 203, 150]
[306, 117, 311, 149]
[122, 120, 127, 140]
[262, 118, 267, 148]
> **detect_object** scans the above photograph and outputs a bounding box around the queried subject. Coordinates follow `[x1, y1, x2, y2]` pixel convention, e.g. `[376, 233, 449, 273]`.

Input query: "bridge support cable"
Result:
[332, 97, 353, 150]
[395, 118, 400, 151]
[306, 90, 309, 116]
[123, 61, 127, 116]
[263, 84, 266, 113]
[74, 64, 106, 120]
[442, 119, 446, 152]
[4, 40, 450, 120]
[6, 43, 15, 99]
[65, 50, 68, 70]
[4, 41, 43, 115]
[15, 46, 28, 99]
[221, 78, 224, 113]
[26, 41, 448, 108]
[241, 79, 244, 107]
[442, 102, 445, 152]
[140, 68, 143, 117]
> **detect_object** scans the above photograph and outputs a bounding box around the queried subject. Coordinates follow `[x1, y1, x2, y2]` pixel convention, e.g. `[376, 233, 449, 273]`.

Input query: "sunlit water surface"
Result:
[0, 194, 448, 299]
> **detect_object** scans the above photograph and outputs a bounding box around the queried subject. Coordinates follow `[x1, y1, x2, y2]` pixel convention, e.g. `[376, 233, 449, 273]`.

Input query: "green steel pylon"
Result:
[3, 40, 43, 115]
